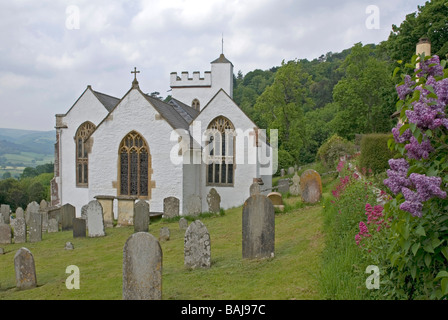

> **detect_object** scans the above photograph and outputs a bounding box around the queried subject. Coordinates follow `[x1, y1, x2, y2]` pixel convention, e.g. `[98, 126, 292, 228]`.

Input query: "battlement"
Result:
[170, 71, 211, 88]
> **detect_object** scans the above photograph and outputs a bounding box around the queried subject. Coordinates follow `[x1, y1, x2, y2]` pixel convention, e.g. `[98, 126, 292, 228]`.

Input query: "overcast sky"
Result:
[0, 0, 427, 131]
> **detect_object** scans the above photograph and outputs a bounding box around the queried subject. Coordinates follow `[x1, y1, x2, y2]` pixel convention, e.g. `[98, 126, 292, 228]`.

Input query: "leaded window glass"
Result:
[75, 121, 95, 187]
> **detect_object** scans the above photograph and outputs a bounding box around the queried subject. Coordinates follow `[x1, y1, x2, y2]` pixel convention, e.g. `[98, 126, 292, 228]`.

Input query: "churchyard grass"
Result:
[0, 195, 325, 300]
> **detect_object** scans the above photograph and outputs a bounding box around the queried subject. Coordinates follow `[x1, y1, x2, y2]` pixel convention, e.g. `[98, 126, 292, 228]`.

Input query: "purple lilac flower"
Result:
[406, 100, 442, 130]
[383, 158, 411, 194]
[415, 55, 444, 77]
[409, 173, 447, 201]
[405, 136, 434, 160]
[392, 123, 412, 144]
[396, 75, 416, 100]
[400, 187, 424, 217]
[435, 78, 448, 106]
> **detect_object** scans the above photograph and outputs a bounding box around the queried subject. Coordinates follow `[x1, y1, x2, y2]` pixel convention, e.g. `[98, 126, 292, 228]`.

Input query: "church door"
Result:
[118, 131, 151, 199]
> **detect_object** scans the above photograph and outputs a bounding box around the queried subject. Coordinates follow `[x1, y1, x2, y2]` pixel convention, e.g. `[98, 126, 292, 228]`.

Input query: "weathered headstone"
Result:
[242, 194, 275, 260]
[289, 172, 301, 196]
[13, 217, 26, 244]
[29, 209, 42, 243]
[123, 232, 162, 300]
[163, 197, 179, 219]
[300, 169, 322, 204]
[0, 224, 12, 244]
[288, 167, 295, 175]
[134, 200, 150, 233]
[48, 218, 58, 233]
[117, 196, 136, 226]
[280, 168, 285, 177]
[39, 200, 49, 232]
[206, 188, 221, 213]
[15, 207, 24, 219]
[25, 201, 39, 226]
[1, 204, 10, 224]
[86, 200, 105, 237]
[73, 218, 86, 238]
[277, 179, 289, 194]
[81, 204, 89, 222]
[65, 241, 74, 250]
[250, 182, 261, 196]
[184, 220, 211, 269]
[186, 194, 201, 216]
[159, 227, 170, 241]
[179, 217, 188, 230]
[14, 247, 37, 290]
[61, 203, 75, 231]
[267, 192, 284, 211]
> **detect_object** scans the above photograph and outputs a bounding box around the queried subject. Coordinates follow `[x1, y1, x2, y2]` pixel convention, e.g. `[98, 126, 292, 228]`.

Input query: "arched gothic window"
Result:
[75, 121, 95, 187]
[119, 131, 150, 197]
[192, 99, 200, 111]
[206, 116, 235, 186]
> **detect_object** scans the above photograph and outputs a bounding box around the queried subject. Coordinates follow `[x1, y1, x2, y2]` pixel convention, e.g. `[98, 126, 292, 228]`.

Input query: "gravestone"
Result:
[250, 182, 261, 196]
[289, 172, 301, 196]
[48, 218, 58, 233]
[300, 169, 322, 204]
[277, 179, 289, 194]
[134, 200, 150, 233]
[163, 197, 179, 219]
[73, 218, 86, 238]
[86, 200, 105, 237]
[81, 204, 89, 222]
[14, 247, 37, 290]
[186, 194, 201, 216]
[184, 220, 211, 269]
[39, 200, 49, 232]
[159, 227, 170, 241]
[95, 195, 115, 228]
[1, 204, 10, 224]
[15, 207, 24, 219]
[25, 201, 39, 226]
[267, 192, 284, 211]
[123, 232, 162, 300]
[242, 194, 275, 260]
[48, 207, 61, 225]
[179, 217, 188, 230]
[288, 167, 295, 175]
[117, 196, 136, 226]
[0, 247, 4, 254]
[206, 188, 221, 213]
[61, 203, 76, 231]
[0, 224, 12, 244]
[29, 210, 42, 243]
[280, 168, 285, 177]
[13, 217, 26, 243]
[65, 242, 74, 250]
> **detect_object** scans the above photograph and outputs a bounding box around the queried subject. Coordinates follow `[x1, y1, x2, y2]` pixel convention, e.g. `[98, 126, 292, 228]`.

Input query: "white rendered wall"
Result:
[58, 88, 110, 216]
[88, 88, 184, 215]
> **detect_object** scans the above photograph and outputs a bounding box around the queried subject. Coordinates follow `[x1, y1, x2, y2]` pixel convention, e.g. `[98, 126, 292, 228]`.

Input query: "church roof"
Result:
[143, 94, 192, 130]
[211, 53, 233, 66]
[168, 98, 200, 123]
[92, 90, 120, 112]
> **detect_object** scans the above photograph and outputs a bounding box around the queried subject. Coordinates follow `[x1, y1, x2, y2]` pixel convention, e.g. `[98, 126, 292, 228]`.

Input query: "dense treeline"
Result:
[233, 0, 448, 172]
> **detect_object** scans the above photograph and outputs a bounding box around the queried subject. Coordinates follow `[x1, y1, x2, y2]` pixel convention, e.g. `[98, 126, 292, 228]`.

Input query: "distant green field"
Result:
[0, 152, 54, 178]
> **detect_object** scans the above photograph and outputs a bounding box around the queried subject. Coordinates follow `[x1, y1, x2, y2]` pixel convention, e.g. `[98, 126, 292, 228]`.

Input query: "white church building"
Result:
[50, 53, 273, 218]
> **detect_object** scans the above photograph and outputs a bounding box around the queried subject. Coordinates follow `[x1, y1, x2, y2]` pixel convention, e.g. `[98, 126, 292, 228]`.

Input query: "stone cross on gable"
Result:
[131, 67, 140, 88]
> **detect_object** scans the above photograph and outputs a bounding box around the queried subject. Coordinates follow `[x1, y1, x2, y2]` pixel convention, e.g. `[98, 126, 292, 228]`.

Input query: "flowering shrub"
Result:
[383, 54, 448, 299]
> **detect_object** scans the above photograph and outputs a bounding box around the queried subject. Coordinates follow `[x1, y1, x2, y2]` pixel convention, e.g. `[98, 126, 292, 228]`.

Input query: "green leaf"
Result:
[432, 237, 442, 249]
[441, 247, 448, 261]
[435, 270, 448, 279]
[412, 243, 420, 256]
[425, 253, 432, 267]
[409, 122, 416, 133]
[442, 278, 448, 296]
[411, 266, 417, 279]
[424, 242, 434, 253]
[393, 66, 401, 78]
[415, 225, 426, 237]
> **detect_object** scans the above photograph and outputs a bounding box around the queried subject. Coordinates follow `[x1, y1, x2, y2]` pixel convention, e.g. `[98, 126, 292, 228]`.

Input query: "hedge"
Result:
[359, 133, 395, 174]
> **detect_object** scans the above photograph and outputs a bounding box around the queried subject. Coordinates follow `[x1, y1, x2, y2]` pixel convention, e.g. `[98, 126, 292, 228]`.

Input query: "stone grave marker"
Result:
[86, 200, 105, 237]
[48, 219, 59, 233]
[81, 204, 89, 222]
[267, 192, 284, 211]
[159, 227, 170, 241]
[277, 179, 289, 194]
[13, 217, 26, 243]
[300, 169, 322, 204]
[184, 220, 211, 269]
[14, 247, 37, 290]
[29, 209, 42, 243]
[25, 201, 39, 226]
[179, 217, 188, 230]
[134, 200, 150, 233]
[123, 232, 162, 300]
[1, 204, 10, 224]
[289, 172, 301, 196]
[15, 207, 24, 219]
[73, 218, 86, 238]
[250, 182, 261, 196]
[288, 167, 295, 175]
[95, 195, 115, 228]
[0, 224, 12, 244]
[61, 203, 76, 231]
[117, 196, 136, 226]
[65, 242, 74, 250]
[39, 200, 49, 232]
[280, 168, 285, 177]
[242, 194, 275, 260]
[163, 197, 179, 219]
[206, 188, 221, 213]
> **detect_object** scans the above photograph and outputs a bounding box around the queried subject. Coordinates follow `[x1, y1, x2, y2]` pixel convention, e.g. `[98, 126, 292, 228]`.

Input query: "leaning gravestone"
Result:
[14, 247, 37, 290]
[242, 194, 275, 260]
[47, 219, 58, 233]
[86, 200, 105, 237]
[13, 217, 26, 243]
[61, 203, 76, 231]
[289, 172, 301, 196]
[179, 217, 188, 230]
[300, 169, 322, 204]
[163, 197, 179, 219]
[206, 188, 221, 213]
[1, 204, 10, 224]
[123, 232, 162, 300]
[0, 224, 12, 244]
[277, 179, 289, 194]
[184, 220, 211, 269]
[186, 194, 201, 216]
[250, 182, 261, 196]
[29, 208, 42, 243]
[134, 200, 150, 233]
[73, 218, 86, 238]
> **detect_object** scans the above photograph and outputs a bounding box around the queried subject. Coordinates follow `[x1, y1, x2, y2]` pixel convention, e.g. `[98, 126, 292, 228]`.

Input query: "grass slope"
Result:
[0, 198, 324, 300]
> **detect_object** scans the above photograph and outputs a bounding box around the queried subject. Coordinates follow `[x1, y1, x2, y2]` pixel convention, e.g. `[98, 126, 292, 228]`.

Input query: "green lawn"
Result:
[0, 197, 324, 300]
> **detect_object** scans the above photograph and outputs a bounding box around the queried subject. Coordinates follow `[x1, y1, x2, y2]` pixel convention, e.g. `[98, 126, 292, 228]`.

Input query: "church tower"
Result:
[170, 53, 234, 111]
